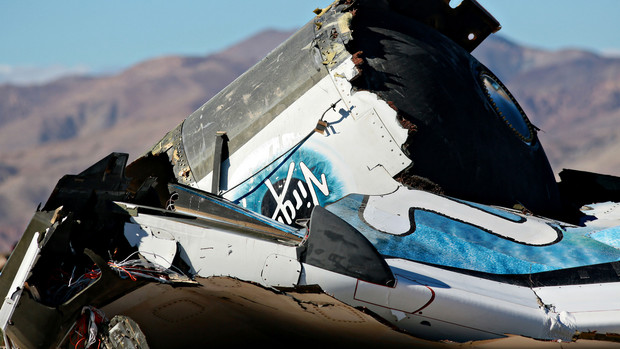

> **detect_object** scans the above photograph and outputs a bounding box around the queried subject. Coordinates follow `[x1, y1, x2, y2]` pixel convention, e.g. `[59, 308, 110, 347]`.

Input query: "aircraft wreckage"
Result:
[3, 0, 620, 348]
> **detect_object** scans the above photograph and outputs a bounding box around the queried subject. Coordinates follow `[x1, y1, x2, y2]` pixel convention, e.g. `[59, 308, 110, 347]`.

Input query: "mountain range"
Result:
[0, 29, 618, 252]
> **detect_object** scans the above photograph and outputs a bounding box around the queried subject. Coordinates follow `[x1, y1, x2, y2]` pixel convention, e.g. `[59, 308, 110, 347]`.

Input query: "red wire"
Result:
[108, 262, 137, 281]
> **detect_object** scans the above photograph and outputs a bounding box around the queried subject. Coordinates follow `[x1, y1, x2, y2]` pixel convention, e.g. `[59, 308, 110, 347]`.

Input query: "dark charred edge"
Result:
[397, 116, 418, 134]
[389, 100, 418, 134]
[340, 0, 566, 220]
[5, 152, 196, 348]
[386, 100, 398, 112]
[142, 121, 196, 187]
[351, 50, 364, 76]
[575, 331, 620, 343]
[394, 169, 444, 195]
[387, 100, 419, 135]
[126, 152, 178, 209]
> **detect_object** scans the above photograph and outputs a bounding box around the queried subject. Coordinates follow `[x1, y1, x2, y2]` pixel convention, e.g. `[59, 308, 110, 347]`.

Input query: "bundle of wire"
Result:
[67, 306, 106, 349]
[48, 252, 189, 305]
[46, 266, 100, 305]
[107, 257, 188, 283]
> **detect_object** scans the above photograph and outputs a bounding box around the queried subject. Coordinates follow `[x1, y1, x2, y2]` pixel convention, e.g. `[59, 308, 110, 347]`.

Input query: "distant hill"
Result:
[0, 30, 619, 252]
[0, 29, 293, 252]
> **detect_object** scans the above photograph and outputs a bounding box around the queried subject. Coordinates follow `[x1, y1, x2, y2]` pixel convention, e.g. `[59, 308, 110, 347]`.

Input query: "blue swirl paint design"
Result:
[327, 194, 620, 275]
[226, 140, 348, 225]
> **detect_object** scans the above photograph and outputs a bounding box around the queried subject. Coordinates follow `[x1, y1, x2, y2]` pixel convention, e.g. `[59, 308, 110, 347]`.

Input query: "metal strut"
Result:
[212, 131, 228, 195]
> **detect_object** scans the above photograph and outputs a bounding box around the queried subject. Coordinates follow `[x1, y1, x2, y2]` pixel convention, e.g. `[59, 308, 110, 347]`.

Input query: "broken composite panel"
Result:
[2, 0, 620, 348]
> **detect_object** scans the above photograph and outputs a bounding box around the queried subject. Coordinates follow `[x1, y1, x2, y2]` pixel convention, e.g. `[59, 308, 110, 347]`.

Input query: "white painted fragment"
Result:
[391, 309, 407, 322]
[582, 201, 620, 227]
[261, 254, 302, 287]
[543, 309, 577, 341]
[124, 222, 177, 269]
[0, 232, 40, 331]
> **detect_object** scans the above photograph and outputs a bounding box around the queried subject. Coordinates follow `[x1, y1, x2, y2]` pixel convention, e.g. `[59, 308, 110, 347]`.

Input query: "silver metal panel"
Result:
[181, 21, 328, 183]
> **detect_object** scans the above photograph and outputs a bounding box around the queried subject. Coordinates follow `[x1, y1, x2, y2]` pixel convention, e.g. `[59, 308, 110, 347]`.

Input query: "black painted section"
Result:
[211, 132, 228, 194]
[300, 206, 395, 286]
[414, 259, 620, 288]
[43, 152, 131, 212]
[348, 0, 564, 220]
[387, 0, 500, 52]
[558, 169, 620, 222]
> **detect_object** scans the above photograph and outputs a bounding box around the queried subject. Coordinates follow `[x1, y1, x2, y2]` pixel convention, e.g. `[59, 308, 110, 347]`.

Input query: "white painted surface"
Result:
[261, 254, 302, 287]
[300, 258, 580, 342]
[582, 201, 620, 228]
[0, 232, 40, 331]
[363, 186, 561, 245]
[129, 213, 299, 288]
[533, 283, 620, 334]
[195, 57, 411, 201]
[354, 275, 434, 314]
[124, 223, 177, 269]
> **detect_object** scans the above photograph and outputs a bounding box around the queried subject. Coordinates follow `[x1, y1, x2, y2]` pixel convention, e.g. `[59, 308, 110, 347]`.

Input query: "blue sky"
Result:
[2, 0, 620, 85]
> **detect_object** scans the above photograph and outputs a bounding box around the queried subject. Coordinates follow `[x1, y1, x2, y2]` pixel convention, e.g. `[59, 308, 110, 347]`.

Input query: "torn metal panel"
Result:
[197, 58, 411, 225]
[532, 283, 620, 336]
[301, 257, 585, 343]
[344, 0, 563, 219]
[3, 247, 148, 348]
[387, 0, 501, 52]
[4, 1, 620, 347]
[139, 0, 564, 226]
[148, 121, 195, 186]
[0, 231, 40, 332]
[180, 22, 327, 187]
[124, 223, 177, 269]
[101, 315, 150, 349]
[143, 1, 413, 227]
[126, 205, 302, 285]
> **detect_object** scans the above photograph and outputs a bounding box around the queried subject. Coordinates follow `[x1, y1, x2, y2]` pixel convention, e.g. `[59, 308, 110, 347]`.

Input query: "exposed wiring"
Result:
[220, 99, 342, 199]
[68, 306, 106, 349]
[46, 252, 191, 306]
